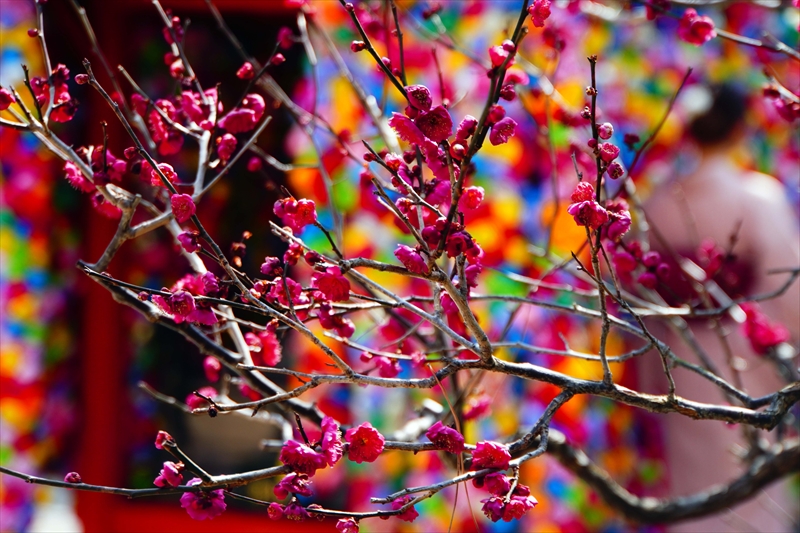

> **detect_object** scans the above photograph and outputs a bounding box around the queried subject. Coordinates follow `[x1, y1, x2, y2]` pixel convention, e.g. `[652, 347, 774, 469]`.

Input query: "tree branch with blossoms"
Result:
[1, 0, 799, 530]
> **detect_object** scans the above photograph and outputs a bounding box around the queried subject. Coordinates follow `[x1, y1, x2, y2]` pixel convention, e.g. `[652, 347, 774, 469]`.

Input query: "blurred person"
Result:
[640, 83, 800, 533]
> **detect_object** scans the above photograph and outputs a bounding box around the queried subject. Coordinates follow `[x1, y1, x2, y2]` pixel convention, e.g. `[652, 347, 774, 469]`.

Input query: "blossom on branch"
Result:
[180, 478, 226, 520]
[345, 422, 385, 463]
[678, 9, 717, 46]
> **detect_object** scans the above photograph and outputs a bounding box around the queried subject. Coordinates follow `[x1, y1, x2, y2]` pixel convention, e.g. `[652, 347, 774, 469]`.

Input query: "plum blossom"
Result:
[267, 503, 284, 520]
[203, 356, 221, 382]
[154, 430, 174, 450]
[185, 386, 216, 411]
[598, 142, 620, 163]
[312, 266, 351, 302]
[171, 194, 196, 223]
[216, 133, 237, 163]
[567, 182, 609, 231]
[279, 440, 328, 476]
[64, 161, 94, 193]
[0, 88, 15, 111]
[528, 0, 551, 27]
[64, 472, 82, 484]
[153, 461, 183, 488]
[142, 161, 178, 189]
[489, 117, 517, 145]
[320, 416, 344, 466]
[389, 496, 419, 522]
[374, 356, 401, 378]
[284, 501, 310, 521]
[425, 421, 465, 453]
[336, 517, 359, 533]
[345, 422, 385, 463]
[678, 9, 717, 46]
[274, 473, 313, 499]
[405, 84, 432, 111]
[394, 245, 429, 275]
[389, 113, 428, 146]
[177, 231, 201, 253]
[455, 115, 478, 140]
[481, 492, 538, 522]
[236, 62, 255, 80]
[472, 441, 511, 470]
[604, 199, 632, 241]
[414, 105, 452, 142]
[218, 93, 265, 133]
[274, 197, 317, 232]
[277, 27, 294, 48]
[740, 303, 790, 355]
[180, 478, 226, 520]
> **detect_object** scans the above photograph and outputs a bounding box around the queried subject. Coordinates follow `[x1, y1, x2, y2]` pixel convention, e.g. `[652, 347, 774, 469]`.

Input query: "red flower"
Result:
[472, 441, 511, 470]
[153, 461, 183, 488]
[390, 496, 419, 522]
[236, 62, 255, 80]
[63, 161, 94, 193]
[274, 473, 313, 499]
[203, 356, 221, 382]
[320, 416, 344, 466]
[336, 517, 359, 533]
[180, 478, 227, 520]
[389, 112, 426, 146]
[481, 493, 538, 522]
[740, 303, 790, 355]
[185, 386, 216, 410]
[0, 88, 16, 111]
[154, 430, 174, 450]
[171, 194, 196, 223]
[345, 422, 385, 463]
[312, 266, 351, 302]
[678, 9, 716, 46]
[177, 231, 201, 253]
[425, 421, 465, 453]
[489, 117, 517, 146]
[567, 200, 609, 231]
[463, 394, 491, 420]
[461, 186, 485, 210]
[528, 0, 551, 28]
[604, 199, 631, 241]
[279, 440, 328, 476]
[374, 356, 401, 378]
[274, 198, 318, 232]
[394, 245, 429, 275]
[598, 142, 620, 163]
[455, 115, 478, 140]
[415, 105, 453, 143]
[216, 133, 237, 163]
[143, 161, 178, 189]
[277, 27, 295, 49]
[405, 84, 432, 111]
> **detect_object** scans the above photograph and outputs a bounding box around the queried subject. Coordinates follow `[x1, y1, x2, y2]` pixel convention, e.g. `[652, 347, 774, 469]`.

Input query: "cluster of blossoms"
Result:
[149, 272, 222, 325]
[566, 181, 631, 240]
[608, 242, 671, 290]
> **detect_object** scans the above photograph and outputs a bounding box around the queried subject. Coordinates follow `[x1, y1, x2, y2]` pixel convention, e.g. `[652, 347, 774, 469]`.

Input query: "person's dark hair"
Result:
[688, 83, 747, 146]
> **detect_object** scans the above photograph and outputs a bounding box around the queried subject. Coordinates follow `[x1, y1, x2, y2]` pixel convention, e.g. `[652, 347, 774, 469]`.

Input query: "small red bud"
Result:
[350, 40, 367, 53]
[270, 53, 286, 66]
[64, 472, 82, 484]
[27, 28, 39, 38]
[344, 2, 354, 12]
[75, 74, 89, 85]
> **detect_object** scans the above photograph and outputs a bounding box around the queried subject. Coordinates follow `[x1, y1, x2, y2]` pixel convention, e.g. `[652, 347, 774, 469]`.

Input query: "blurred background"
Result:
[0, 0, 797, 532]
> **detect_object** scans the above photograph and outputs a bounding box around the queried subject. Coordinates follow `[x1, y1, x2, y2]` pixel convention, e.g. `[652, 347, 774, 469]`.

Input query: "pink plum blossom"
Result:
[426, 421, 465, 453]
[345, 422, 385, 463]
[180, 478, 226, 520]
[678, 9, 717, 46]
